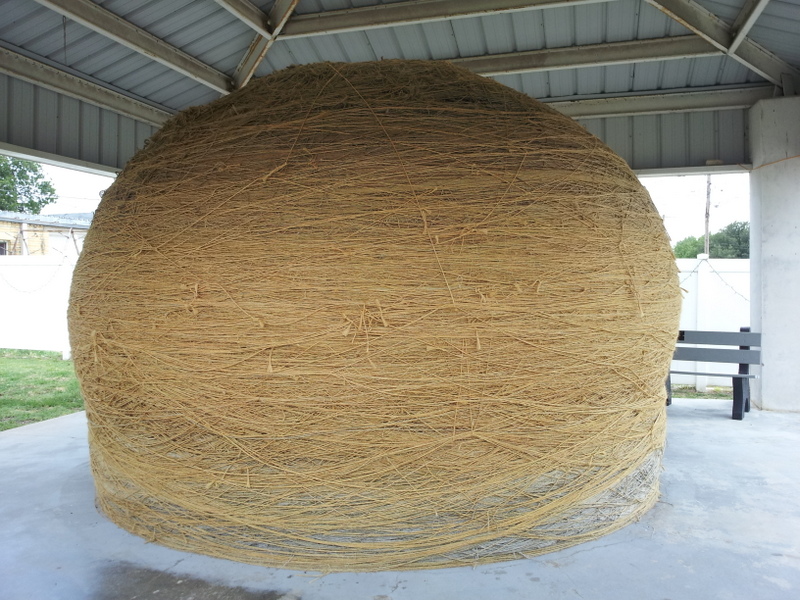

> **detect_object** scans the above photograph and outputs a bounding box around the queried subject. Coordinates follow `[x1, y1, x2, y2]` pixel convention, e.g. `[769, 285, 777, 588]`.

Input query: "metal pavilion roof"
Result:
[0, 0, 798, 171]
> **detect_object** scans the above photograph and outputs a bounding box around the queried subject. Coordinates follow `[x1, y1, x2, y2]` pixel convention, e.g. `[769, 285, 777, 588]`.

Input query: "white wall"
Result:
[0, 256, 75, 356]
[672, 255, 751, 389]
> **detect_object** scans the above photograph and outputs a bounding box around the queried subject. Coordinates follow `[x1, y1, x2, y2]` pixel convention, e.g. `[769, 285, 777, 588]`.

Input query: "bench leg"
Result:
[743, 378, 751, 413]
[666, 374, 672, 406]
[732, 378, 746, 420]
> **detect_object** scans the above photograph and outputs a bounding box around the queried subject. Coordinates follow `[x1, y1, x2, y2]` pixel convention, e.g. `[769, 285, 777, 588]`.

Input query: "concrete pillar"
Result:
[749, 96, 800, 412]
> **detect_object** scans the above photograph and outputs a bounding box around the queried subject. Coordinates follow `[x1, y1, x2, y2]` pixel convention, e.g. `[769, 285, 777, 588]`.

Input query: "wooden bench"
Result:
[666, 328, 762, 420]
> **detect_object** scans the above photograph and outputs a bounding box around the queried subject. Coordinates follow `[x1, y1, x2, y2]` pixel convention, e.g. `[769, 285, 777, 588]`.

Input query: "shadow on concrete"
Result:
[93, 562, 289, 600]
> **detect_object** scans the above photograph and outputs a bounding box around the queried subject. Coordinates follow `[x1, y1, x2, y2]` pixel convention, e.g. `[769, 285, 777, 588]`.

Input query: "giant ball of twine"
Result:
[69, 60, 682, 572]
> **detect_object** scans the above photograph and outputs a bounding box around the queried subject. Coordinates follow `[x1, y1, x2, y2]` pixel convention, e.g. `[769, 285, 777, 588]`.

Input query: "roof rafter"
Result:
[645, 0, 799, 89]
[451, 35, 719, 75]
[549, 85, 776, 118]
[0, 45, 172, 127]
[280, 0, 617, 38]
[32, 0, 233, 94]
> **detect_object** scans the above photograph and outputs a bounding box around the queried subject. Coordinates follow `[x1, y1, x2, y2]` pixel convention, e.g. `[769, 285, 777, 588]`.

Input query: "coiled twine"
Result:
[68, 60, 682, 572]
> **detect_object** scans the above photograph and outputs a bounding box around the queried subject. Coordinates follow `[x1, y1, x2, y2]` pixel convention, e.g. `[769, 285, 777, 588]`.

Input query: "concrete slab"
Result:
[1, 399, 799, 600]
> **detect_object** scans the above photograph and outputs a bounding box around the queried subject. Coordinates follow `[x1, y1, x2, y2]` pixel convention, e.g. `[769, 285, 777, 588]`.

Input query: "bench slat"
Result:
[669, 370, 757, 379]
[673, 346, 761, 364]
[679, 330, 761, 346]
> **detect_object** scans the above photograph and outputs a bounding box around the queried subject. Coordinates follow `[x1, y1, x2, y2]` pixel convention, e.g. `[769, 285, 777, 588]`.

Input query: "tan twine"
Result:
[68, 60, 682, 572]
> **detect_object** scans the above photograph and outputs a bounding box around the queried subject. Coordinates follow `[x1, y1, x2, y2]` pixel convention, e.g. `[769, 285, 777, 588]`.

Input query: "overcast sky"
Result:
[40, 164, 115, 216]
[39, 164, 750, 247]
[642, 172, 750, 244]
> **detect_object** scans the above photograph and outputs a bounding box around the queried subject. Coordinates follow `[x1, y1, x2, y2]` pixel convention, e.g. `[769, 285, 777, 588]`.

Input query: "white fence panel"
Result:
[673, 255, 750, 389]
[0, 256, 76, 356]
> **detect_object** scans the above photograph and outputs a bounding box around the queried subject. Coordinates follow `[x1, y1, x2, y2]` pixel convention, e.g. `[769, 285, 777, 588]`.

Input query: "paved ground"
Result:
[1, 398, 799, 600]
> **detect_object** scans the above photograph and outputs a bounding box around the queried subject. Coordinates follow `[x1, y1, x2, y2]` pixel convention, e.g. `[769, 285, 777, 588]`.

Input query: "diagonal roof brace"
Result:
[213, 0, 273, 39]
[223, 0, 301, 89]
[729, 0, 772, 55]
[645, 0, 800, 90]
[33, 0, 233, 94]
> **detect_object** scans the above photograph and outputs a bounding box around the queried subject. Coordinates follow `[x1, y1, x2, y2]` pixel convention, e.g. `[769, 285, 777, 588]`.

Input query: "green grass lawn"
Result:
[0, 349, 84, 431]
[670, 384, 733, 399]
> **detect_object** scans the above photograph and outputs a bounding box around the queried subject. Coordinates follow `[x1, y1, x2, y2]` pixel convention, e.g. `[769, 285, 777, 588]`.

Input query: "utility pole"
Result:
[19, 222, 29, 255]
[704, 174, 711, 255]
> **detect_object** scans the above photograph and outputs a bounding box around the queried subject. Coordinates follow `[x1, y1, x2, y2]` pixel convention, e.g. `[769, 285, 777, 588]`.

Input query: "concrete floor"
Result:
[1, 398, 799, 600]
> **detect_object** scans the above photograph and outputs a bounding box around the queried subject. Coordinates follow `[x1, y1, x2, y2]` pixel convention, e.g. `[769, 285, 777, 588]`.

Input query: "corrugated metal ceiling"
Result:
[749, 0, 800, 65]
[1, 0, 798, 170]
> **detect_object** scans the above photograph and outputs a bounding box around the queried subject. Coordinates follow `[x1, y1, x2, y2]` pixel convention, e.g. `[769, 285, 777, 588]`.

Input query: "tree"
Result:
[710, 221, 749, 258]
[673, 235, 704, 259]
[673, 221, 749, 259]
[0, 156, 57, 214]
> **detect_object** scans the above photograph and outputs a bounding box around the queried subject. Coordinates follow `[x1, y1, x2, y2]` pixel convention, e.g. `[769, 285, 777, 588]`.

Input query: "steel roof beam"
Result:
[0, 45, 172, 127]
[229, 0, 300, 89]
[548, 84, 776, 118]
[451, 35, 719, 75]
[33, 0, 233, 94]
[281, 0, 617, 38]
[645, 0, 799, 89]
[729, 0, 772, 54]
